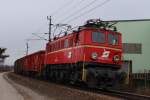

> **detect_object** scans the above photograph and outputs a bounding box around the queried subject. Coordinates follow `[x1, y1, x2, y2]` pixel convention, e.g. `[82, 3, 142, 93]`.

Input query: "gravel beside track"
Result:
[97, 89, 150, 100]
[7, 72, 122, 100]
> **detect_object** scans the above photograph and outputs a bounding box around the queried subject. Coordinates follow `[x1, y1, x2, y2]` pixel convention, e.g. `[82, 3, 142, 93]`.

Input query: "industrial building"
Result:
[115, 20, 150, 73]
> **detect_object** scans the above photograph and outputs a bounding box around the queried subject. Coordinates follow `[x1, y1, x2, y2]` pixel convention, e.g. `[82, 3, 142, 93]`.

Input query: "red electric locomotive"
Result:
[44, 19, 122, 87]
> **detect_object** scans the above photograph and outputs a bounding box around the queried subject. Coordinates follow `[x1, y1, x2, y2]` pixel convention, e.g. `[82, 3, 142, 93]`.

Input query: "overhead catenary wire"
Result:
[54, 0, 98, 36]
[47, 0, 102, 38]
[34, 0, 85, 38]
[50, 0, 111, 39]
[52, 25, 58, 38]
[32, 33, 48, 41]
[25, 38, 47, 55]
[56, 0, 88, 23]
[64, 0, 112, 23]
[52, 24, 79, 38]
[50, 0, 74, 17]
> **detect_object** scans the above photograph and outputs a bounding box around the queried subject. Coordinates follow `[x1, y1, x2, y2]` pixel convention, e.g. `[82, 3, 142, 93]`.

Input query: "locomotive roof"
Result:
[47, 26, 121, 45]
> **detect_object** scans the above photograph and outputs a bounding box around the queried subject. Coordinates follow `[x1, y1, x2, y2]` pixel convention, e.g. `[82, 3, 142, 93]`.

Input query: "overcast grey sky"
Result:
[0, 0, 150, 65]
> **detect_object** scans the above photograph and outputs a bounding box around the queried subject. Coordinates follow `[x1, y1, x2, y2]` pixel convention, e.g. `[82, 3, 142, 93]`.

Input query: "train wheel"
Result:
[87, 70, 97, 88]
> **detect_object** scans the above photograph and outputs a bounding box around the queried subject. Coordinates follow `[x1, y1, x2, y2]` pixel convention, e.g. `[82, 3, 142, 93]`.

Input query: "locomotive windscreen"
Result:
[92, 32, 105, 43]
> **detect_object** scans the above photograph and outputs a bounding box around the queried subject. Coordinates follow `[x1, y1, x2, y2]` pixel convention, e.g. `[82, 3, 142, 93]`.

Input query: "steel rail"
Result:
[97, 88, 150, 100]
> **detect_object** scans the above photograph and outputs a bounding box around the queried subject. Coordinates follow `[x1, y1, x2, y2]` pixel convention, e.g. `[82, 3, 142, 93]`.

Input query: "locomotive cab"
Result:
[76, 19, 122, 68]
[75, 19, 122, 88]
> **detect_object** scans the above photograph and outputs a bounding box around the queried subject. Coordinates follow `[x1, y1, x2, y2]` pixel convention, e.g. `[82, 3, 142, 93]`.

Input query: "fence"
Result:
[0, 65, 13, 72]
[131, 72, 150, 88]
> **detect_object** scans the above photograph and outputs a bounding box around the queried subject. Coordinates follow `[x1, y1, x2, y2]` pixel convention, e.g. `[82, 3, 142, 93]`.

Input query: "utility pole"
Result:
[47, 16, 52, 41]
[26, 42, 29, 55]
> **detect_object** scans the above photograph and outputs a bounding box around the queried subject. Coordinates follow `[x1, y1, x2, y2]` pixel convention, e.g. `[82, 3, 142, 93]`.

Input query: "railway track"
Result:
[44, 80, 150, 100]
[9, 72, 150, 100]
[96, 88, 150, 100]
[10, 72, 150, 100]
[66, 82, 150, 100]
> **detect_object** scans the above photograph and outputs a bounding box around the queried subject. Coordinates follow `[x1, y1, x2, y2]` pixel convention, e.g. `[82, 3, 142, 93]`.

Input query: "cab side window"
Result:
[64, 39, 68, 48]
[92, 32, 105, 43]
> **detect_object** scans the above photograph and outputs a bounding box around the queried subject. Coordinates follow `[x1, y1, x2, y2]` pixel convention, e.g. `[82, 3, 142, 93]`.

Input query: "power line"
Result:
[32, 33, 48, 41]
[49, 0, 97, 38]
[58, 0, 98, 23]
[65, 0, 112, 23]
[56, 0, 87, 23]
[52, 26, 58, 37]
[25, 38, 46, 55]
[48, 0, 110, 39]
[50, 0, 74, 16]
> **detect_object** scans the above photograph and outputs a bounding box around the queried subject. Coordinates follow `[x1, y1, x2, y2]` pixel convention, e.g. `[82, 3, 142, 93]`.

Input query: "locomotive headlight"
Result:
[113, 55, 120, 62]
[91, 52, 98, 60]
